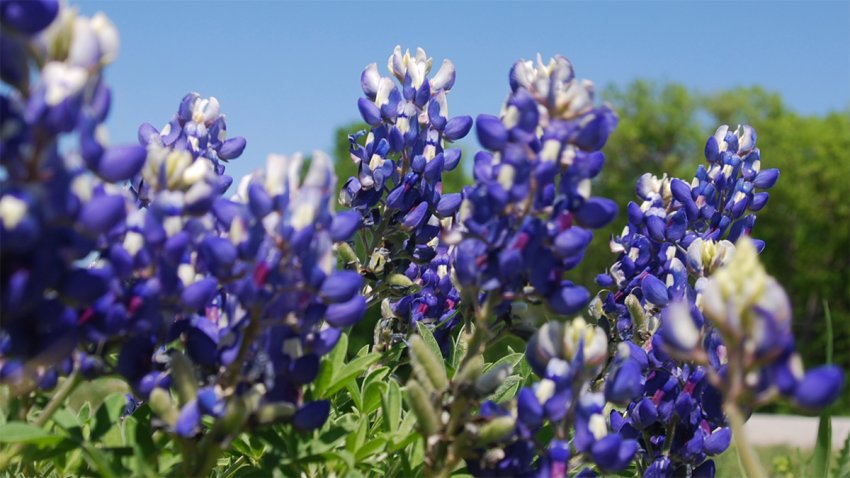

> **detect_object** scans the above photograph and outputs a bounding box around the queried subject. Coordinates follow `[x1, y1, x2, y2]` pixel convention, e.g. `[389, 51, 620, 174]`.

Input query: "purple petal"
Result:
[357, 97, 382, 126]
[0, 0, 59, 34]
[313, 327, 341, 356]
[293, 400, 330, 431]
[401, 201, 429, 230]
[325, 294, 367, 327]
[78, 194, 126, 235]
[605, 359, 644, 405]
[329, 210, 361, 242]
[444, 116, 473, 141]
[97, 145, 147, 182]
[794, 365, 844, 409]
[443, 148, 462, 171]
[175, 401, 201, 437]
[548, 284, 589, 315]
[641, 275, 670, 306]
[436, 193, 462, 217]
[218, 137, 246, 160]
[553, 227, 592, 257]
[319, 270, 362, 303]
[704, 427, 731, 455]
[248, 182, 273, 218]
[575, 197, 618, 229]
[181, 278, 218, 310]
[476, 114, 508, 151]
[753, 168, 779, 189]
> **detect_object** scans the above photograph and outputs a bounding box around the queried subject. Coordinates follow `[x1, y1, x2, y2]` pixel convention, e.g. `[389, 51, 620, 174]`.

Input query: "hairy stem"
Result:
[724, 402, 767, 478]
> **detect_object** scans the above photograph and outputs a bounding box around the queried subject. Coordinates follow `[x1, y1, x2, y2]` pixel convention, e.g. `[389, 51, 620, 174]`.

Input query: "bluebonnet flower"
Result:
[111, 109, 366, 436]
[454, 55, 618, 318]
[340, 46, 472, 348]
[383, 245, 461, 354]
[699, 238, 845, 411]
[468, 318, 639, 476]
[0, 5, 149, 392]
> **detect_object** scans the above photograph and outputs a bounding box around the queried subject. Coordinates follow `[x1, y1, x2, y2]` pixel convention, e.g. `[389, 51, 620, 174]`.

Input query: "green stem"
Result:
[220, 456, 246, 478]
[725, 402, 767, 478]
[0, 370, 81, 471]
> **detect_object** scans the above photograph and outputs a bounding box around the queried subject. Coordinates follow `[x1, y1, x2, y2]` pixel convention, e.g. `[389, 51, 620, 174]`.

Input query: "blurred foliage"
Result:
[332, 81, 850, 414]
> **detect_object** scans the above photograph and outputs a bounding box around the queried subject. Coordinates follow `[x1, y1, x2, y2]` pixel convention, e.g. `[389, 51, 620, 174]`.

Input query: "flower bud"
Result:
[405, 380, 439, 437]
[170, 351, 198, 406]
[476, 364, 512, 395]
[148, 388, 178, 426]
[477, 416, 515, 445]
[410, 335, 448, 391]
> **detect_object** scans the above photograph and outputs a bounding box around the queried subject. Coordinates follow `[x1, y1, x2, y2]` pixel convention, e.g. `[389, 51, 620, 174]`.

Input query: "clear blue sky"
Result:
[76, 1, 850, 184]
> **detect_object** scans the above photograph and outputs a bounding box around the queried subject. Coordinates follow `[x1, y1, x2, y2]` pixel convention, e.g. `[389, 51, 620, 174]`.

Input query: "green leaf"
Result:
[315, 333, 349, 397]
[382, 380, 401, 434]
[355, 437, 387, 462]
[416, 322, 443, 363]
[487, 375, 523, 403]
[483, 353, 523, 374]
[346, 381, 363, 411]
[361, 380, 387, 415]
[78, 401, 92, 422]
[90, 393, 127, 442]
[346, 418, 368, 455]
[324, 353, 381, 397]
[0, 422, 65, 445]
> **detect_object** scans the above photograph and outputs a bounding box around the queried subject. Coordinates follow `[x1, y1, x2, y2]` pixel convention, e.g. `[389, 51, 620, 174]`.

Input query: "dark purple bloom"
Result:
[0, 0, 59, 34]
[293, 400, 331, 431]
[325, 295, 367, 327]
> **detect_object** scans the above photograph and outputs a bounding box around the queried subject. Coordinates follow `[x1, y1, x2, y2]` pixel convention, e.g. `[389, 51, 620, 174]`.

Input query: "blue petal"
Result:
[293, 400, 330, 430]
[97, 145, 147, 182]
[443, 116, 473, 141]
[78, 194, 126, 235]
[402, 201, 429, 230]
[357, 97, 382, 126]
[575, 197, 618, 229]
[325, 295, 366, 327]
[218, 137, 246, 160]
[248, 182, 273, 218]
[753, 168, 780, 189]
[329, 210, 361, 242]
[320, 270, 362, 303]
[475, 114, 508, 151]
[704, 427, 731, 455]
[436, 193, 462, 217]
[548, 284, 589, 315]
[175, 401, 201, 437]
[181, 278, 218, 310]
[0, 0, 59, 34]
[794, 365, 844, 409]
[553, 227, 592, 257]
[443, 148, 462, 171]
[517, 388, 543, 429]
